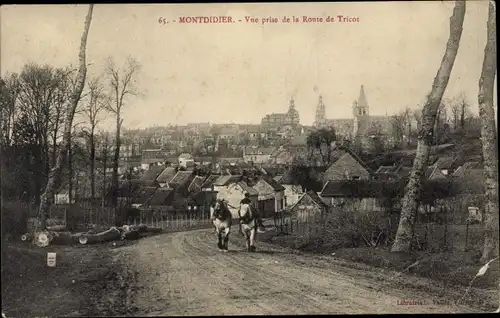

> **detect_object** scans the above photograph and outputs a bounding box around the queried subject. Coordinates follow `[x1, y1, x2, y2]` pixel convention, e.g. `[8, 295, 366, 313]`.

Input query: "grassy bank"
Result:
[262, 231, 499, 311]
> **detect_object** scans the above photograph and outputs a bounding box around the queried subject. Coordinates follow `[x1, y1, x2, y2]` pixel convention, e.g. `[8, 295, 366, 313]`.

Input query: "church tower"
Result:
[314, 95, 326, 128]
[352, 85, 370, 136]
[286, 98, 300, 126]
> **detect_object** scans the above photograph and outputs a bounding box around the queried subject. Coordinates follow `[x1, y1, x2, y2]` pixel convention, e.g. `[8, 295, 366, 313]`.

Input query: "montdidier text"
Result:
[178, 16, 234, 23]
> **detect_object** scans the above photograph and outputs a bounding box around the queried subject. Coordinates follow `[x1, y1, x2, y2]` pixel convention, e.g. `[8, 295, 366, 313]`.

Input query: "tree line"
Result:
[0, 5, 142, 230]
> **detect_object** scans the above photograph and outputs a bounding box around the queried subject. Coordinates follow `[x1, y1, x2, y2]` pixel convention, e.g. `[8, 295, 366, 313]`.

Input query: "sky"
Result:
[1, 2, 496, 130]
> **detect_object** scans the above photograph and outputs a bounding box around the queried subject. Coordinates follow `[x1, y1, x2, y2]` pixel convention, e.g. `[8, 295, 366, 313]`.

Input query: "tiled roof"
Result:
[213, 174, 241, 186]
[290, 190, 329, 210]
[244, 147, 275, 156]
[156, 167, 177, 183]
[148, 188, 174, 206]
[140, 165, 165, 181]
[201, 175, 220, 189]
[246, 125, 261, 133]
[375, 165, 401, 174]
[432, 156, 456, 169]
[320, 180, 406, 198]
[179, 153, 193, 159]
[170, 171, 193, 187]
[219, 127, 239, 135]
[262, 175, 285, 191]
[463, 161, 482, 170]
[237, 181, 259, 196]
[131, 186, 157, 205]
[188, 176, 205, 192]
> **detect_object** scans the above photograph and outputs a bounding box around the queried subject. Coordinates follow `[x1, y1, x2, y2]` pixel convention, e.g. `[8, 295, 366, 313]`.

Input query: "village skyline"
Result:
[1, 2, 494, 130]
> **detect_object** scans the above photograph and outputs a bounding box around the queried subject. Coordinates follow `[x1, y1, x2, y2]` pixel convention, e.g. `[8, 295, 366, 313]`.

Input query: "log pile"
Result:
[23, 223, 163, 247]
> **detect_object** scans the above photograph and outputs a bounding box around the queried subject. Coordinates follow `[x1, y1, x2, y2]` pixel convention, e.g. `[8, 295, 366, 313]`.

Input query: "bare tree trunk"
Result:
[478, 1, 498, 263]
[36, 5, 94, 231]
[111, 116, 122, 208]
[102, 136, 108, 215]
[90, 129, 96, 203]
[68, 139, 73, 204]
[391, 1, 466, 253]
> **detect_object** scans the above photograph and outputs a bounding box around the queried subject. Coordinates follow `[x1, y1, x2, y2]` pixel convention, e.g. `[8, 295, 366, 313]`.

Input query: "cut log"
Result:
[121, 230, 141, 241]
[51, 232, 87, 245]
[144, 227, 162, 233]
[79, 227, 121, 245]
[46, 225, 68, 232]
[131, 224, 148, 233]
[21, 233, 32, 242]
[33, 231, 55, 247]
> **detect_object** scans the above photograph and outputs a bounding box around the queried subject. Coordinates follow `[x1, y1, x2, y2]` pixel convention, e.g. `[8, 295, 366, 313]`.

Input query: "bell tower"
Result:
[352, 85, 370, 136]
[314, 95, 326, 128]
[286, 98, 300, 126]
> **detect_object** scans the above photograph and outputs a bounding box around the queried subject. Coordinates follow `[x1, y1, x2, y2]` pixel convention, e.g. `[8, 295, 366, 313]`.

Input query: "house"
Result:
[216, 181, 259, 218]
[245, 125, 263, 139]
[288, 190, 329, 222]
[374, 165, 403, 181]
[219, 127, 239, 139]
[139, 165, 164, 186]
[212, 174, 242, 190]
[156, 167, 178, 188]
[178, 153, 195, 169]
[452, 161, 482, 177]
[188, 176, 205, 192]
[432, 156, 457, 176]
[54, 189, 75, 205]
[323, 148, 372, 182]
[200, 175, 220, 191]
[273, 150, 294, 165]
[278, 170, 303, 207]
[169, 170, 195, 192]
[130, 186, 158, 208]
[141, 149, 166, 170]
[425, 165, 447, 180]
[252, 176, 286, 217]
[146, 188, 175, 207]
[319, 180, 390, 213]
[243, 147, 275, 164]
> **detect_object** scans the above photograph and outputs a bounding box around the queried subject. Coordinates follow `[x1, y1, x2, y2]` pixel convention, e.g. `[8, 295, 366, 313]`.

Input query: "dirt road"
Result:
[108, 227, 482, 315]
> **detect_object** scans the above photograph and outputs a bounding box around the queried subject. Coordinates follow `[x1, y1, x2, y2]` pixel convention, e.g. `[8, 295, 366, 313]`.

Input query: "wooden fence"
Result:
[9, 201, 215, 233]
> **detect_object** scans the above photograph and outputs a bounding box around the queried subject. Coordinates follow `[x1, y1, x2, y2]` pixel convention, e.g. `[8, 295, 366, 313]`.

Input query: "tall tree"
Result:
[477, 1, 498, 263]
[36, 4, 94, 232]
[49, 68, 74, 169]
[0, 74, 20, 147]
[306, 127, 337, 166]
[104, 57, 141, 208]
[391, 1, 466, 253]
[82, 76, 106, 204]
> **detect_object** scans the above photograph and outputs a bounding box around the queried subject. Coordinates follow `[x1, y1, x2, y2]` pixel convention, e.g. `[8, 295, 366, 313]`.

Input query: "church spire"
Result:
[357, 85, 368, 108]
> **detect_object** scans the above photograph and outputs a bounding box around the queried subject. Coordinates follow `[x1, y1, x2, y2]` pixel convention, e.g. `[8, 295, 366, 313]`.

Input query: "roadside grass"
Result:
[1, 239, 138, 318]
